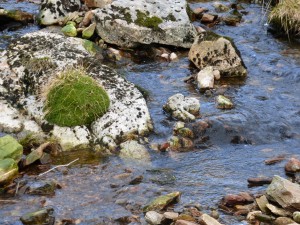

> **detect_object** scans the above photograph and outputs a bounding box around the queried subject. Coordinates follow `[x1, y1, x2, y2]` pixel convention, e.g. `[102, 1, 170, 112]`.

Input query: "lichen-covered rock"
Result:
[0, 29, 152, 150]
[0, 158, 18, 184]
[266, 175, 300, 211]
[20, 208, 54, 225]
[189, 31, 247, 77]
[163, 94, 200, 121]
[38, 0, 81, 25]
[92, 0, 197, 48]
[0, 135, 23, 162]
[119, 140, 150, 161]
[143, 191, 181, 212]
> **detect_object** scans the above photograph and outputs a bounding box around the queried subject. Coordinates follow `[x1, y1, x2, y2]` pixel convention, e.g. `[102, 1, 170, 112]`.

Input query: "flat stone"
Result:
[266, 203, 292, 217]
[274, 217, 295, 225]
[200, 214, 224, 225]
[92, 0, 197, 48]
[266, 175, 300, 211]
[175, 220, 198, 225]
[256, 195, 269, 213]
[143, 191, 181, 212]
[20, 208, 54, 225]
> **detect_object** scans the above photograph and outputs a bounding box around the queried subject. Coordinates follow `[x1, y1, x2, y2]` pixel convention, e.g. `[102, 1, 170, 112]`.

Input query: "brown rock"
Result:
[274, 217, 295, 225]
[84, 0, 112, 8]
[222, 193, 254, 207]
[193, 7, 208, 16]
[285, 158, 300, 173]
[81, 10, 94, 27]
[265, 155, 285, 165]
[159, 142, 170, 151]
[163, 212, 179, 220]
[201, 14, 217, 23]
[247, 177, 272, 186]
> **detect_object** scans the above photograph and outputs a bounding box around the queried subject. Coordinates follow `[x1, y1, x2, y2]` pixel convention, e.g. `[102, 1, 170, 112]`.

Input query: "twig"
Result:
[37, 158, 79, 177]
[15, 181, 20, 196]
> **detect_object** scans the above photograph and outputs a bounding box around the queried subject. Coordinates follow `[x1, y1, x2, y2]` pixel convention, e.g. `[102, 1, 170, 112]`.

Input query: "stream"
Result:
[0, 0, 300, 224]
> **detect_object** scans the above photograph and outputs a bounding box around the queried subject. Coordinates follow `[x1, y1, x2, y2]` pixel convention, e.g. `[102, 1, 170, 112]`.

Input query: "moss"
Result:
[83, 40, 101, 55]
[134, 84, 150, 99]
[134, 10, 163, 30]
[186, 4, 196, 22]
[43, 68, 110, 127]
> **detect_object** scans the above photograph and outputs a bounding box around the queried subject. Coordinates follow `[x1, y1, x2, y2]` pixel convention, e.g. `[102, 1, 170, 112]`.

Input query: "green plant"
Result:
[268, 0, 300, 36]
[43, 68, 110, 127]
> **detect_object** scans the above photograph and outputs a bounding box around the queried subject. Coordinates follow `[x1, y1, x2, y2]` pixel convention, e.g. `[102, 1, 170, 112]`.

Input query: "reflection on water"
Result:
[0, 1, 300, 224]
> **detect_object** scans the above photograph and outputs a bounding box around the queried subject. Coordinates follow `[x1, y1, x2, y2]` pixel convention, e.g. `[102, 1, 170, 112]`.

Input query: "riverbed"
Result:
[0, 0, 300, 224]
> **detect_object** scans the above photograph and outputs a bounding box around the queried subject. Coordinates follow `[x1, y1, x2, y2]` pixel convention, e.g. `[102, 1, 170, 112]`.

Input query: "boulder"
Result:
[163, 94, 200, 121]
[0, 158, 18, 184]
[38, 0, 81, 25]
[266, 175, 300, 211]
[119, 140, 150, 161]
[0, 135, 23, 162]
[20, 208, 54, 225]
[92, 0, 197, 48]
[189, 31, 247, 77]
[196, 66, 215, 90]
[143, 191, 181, 212]
[0, 29, 152, 150]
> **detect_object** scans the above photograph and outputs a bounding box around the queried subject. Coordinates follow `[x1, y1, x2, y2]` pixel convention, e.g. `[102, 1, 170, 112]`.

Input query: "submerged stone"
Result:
[143, 191, 181, 212]
[216, 95, 234, 109]
[119, 140, 150, 161]
[20, 208, 55, 225]
[0, 135, 23, 162]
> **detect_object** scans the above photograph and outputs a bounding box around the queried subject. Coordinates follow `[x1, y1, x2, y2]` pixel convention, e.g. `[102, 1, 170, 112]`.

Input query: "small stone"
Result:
[174, 122, 185, 131]
[285, 158, 300, 173]
[210, 210, 220, 219]
[201, 13, 217, 23]
[265, 155, 285, 165]
[175, 220, 198, 225]
[197, 66, 214, 90]
[84, 0, 112, 8]
[213, 3, 230, 13]
[143, 192, 181, 212]
[293, 211, 300, 223]
[61, 24, 77, 37]
[200, 214, 224, 225]
[196, 26, 206, 33]
[119, 140, 150, 161]
[20, 208, 54, 225]
[213, 70, 221, 80]
[158, 142, 170, 151]
[266, 203, 292, 217]
[170, 52, 178, 61]
[254, 213, 276, 223]
[216, 95, 234, 109]
[163, 212, 179, 220]
[129, 175, 143, 185]
[274, 217, 296, 225]
[27, 180, 57, 196]
[246, 211, 262, 223]
[193, 7, 207, 16]
[256, 195, 269, 213]
[161, 53, 169, 60]
[145, 211, 164, 225]
[176, 128, 194, 139]
[82, 22, 96, 39]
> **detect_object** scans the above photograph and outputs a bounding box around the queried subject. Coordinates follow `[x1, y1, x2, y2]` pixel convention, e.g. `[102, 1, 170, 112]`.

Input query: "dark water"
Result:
[0, 1, 300, 224]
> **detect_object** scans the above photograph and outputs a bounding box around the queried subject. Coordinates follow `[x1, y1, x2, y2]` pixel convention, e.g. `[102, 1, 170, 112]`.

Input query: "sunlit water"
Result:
[0, 1, 300, 224]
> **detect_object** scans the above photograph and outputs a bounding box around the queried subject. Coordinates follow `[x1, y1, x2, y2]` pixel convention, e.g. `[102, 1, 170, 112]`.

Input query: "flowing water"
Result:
[0, 0, 300, 224]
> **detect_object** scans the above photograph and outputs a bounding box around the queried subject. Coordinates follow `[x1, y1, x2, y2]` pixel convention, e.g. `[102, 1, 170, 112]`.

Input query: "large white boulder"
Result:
[0, 29, 152, 150]
[92, 0, 197, 48]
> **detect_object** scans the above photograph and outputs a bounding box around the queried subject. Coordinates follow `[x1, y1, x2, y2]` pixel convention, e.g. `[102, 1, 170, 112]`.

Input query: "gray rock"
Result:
[145, 211, 164, 225]
[0, 29, 152, 150]
[163, 94, 200, 121]
[197, 66, 215, 90]
[119, 140, 150, 161]
[189, 31, 247, 77]
[27, 180, 57, 196]
[92, 0, 197, 48]
[266, 175, 300, 211]
[38, 0, 81, 25]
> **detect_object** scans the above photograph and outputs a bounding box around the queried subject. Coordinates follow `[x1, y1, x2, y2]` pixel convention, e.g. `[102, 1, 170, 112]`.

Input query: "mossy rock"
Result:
[134, 10, 163, 30]
[0, 135, 23, 162]
[143, 191, 181, 212]
[43, 68, 110, 127]
[61, 24, 77, 37]
[0, 158, 18, 184]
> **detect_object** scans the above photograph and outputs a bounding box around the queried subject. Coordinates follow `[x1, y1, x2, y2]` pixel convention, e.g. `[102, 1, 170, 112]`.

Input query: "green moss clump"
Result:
[43, 68, 110, 127]
[134, 10, 163, 30]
